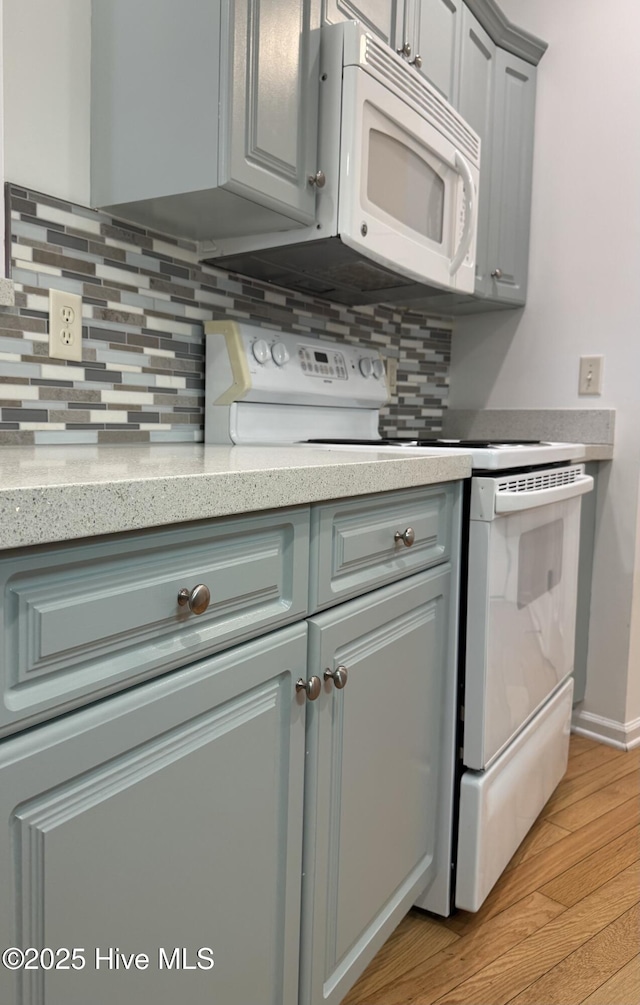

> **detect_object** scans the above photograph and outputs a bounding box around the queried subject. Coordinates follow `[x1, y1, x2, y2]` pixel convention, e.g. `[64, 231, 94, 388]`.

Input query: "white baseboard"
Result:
[571, 709, 640, 750]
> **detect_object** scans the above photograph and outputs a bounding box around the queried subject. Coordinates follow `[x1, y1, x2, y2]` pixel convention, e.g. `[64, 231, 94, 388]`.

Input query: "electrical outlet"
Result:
[578, 355, 603, 395]
[49, 289, 83, 361]
[385, 356, 398, 396]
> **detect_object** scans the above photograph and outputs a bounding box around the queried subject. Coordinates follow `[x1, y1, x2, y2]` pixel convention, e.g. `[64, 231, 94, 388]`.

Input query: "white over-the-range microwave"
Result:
[202, 21, 481, 307]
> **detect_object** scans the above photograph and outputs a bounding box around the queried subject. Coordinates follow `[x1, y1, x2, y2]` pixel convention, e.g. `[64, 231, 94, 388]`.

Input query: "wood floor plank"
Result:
[457, 795, 640, 926]
[567, 734, 601, 758]
[542, 747, 640, 818]
[540, 827, 640, 907]
[508, 903, 640, 1004]
[546, 768, 640, 831]
[504, 820, 571, 872]
[429, 860, 640, 1005]
[562, 742, 626, 781]
[340, 911, 459, 1005]
[580, 954, 640, 1004]
[343, 893, 564, 1005]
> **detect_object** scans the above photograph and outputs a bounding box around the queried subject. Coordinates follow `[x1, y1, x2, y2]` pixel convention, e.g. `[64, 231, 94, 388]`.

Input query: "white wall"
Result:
[3, 0, 91, 205]
[449, 0, 640, 732]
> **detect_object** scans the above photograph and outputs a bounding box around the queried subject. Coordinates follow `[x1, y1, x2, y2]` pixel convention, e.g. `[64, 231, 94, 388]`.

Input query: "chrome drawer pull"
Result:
[324, 665, 348, 689]
[296, 676, 322, 701]
[394, 527, 415, 547]
[177, 583, 211, 615]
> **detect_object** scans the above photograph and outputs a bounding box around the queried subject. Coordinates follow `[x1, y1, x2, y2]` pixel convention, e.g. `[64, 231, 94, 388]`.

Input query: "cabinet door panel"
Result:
[0, 626, 307, 1005]
[222, 0, 319, 224]
[457, 5, 496, 295]
[413, 0, 463, 102]
[486, 48, 537, 305]
[302, 569, 453, 1005]
[322, 0, 403, 48]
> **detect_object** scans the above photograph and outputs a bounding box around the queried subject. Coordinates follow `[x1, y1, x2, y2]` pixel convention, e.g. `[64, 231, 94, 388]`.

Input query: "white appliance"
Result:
[205, 322, 593, 915]
[203, 21, 480, 307]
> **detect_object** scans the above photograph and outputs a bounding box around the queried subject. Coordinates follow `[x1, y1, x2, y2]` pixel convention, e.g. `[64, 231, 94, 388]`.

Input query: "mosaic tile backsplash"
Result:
[0, 184, 451, 445]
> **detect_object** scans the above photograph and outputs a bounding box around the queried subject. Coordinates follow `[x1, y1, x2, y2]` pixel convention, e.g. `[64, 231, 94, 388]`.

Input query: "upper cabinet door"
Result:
[412, 0, 463, 103]
[456, 4, 496, 296]
[485, 48, 537, 305]
[220, 0, 320, 226]
[322, 0, 404, 49]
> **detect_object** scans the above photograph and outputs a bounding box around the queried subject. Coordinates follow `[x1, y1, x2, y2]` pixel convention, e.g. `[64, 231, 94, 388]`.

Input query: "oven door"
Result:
[463, 469, 593, 771]
[337, 62, 478, 293]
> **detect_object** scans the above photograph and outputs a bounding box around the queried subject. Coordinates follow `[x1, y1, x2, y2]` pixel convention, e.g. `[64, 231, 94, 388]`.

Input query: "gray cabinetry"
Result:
[0, 625, 307, 1005]
[482, 48, 537, 305]
[91, 0, 319, 240]
[412, 0, 463, 103]
[0, 479, 461, 1005]
[301, 566, 453, 1005]
[322, 0, 403, 47]
[0, 506, 309, 737]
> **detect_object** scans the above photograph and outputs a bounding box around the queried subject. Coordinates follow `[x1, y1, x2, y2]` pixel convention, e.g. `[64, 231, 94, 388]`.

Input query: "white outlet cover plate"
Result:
[49, 289, 83, 362]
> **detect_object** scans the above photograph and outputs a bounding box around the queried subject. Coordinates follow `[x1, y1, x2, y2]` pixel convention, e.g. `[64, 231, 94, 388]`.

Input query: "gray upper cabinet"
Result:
[91, 0, 320, 240]
[388, 0, 546, 314]
[483, 48, 537, 305]
[411, 0, 463, 103]
[322, 0, 403, 48]
[456, 5, 496, 297]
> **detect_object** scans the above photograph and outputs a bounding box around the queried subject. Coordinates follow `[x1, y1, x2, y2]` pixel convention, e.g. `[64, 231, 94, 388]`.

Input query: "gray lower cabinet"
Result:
[0, 624, 308, 1005]
[91, 0, 319, 239]
[300, 566, 453, 1005]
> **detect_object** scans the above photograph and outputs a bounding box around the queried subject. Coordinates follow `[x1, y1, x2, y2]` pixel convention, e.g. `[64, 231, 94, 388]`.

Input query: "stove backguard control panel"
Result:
[204, 321, 389, 410]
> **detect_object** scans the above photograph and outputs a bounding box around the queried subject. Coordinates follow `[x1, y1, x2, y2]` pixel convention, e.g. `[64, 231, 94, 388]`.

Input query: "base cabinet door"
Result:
[0, 625, 307, 1005]
[300, 568, 453, 1005]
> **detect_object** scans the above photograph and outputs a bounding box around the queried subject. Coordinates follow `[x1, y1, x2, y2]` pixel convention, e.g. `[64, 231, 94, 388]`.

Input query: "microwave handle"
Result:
[449, 151, 476, 277]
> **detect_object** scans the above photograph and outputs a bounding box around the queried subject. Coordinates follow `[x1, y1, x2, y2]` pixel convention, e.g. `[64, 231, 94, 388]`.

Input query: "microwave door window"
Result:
[367, 130, 445, 244]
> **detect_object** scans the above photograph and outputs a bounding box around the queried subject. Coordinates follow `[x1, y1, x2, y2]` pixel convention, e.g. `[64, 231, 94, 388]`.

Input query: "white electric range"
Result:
[205, 322, 593, 914]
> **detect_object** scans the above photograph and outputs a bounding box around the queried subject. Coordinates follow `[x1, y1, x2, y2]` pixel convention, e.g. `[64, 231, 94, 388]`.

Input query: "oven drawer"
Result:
[0, 507, 309, 736]
[309, 484, 455, 611]
[455, 677, 573, 913]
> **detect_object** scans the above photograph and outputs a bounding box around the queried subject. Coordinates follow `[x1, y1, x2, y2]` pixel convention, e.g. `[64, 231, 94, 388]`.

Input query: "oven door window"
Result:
[517, 518, 564, 609]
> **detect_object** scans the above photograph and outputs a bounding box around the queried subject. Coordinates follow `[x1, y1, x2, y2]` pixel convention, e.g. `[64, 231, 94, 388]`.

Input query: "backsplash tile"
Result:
[1, 185, 452, 445]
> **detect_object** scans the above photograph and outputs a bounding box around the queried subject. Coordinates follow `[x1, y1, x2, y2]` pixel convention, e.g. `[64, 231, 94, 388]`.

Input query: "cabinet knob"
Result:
[308, 171, 326, 189]
[410, 54, 423, 69]
[491, 268, 503, 279]
[177, 583, 211, 615]
[296, 676, 322, 701]
[397, 41, 412, 57]
[394, 527, 415, 548]
[324, 665, 349, 689]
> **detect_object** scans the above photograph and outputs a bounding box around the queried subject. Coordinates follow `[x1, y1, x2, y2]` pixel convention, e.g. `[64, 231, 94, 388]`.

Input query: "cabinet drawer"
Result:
[0, 507, 309, 736]
[309, 484, 456, 611]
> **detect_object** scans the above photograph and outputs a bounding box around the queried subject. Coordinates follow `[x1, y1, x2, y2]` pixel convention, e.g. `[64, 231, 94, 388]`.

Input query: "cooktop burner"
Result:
[305, 437, 543, 448]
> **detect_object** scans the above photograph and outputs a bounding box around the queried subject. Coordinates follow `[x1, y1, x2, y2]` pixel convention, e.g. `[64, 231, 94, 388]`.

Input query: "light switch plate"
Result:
[578, 355, 603, 395]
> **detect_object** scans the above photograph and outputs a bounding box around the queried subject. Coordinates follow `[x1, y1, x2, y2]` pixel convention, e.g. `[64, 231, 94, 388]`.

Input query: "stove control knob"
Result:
[252, 339, 270, 364]
[359, 357, 374, 378]
[372, 358, 385, 380]
[271, 342, 290, 366]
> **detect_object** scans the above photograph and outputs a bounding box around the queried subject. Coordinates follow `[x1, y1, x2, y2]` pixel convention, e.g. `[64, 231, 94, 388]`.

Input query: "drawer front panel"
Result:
[309, 484, 455, 610]
[1, 507, 309, 735]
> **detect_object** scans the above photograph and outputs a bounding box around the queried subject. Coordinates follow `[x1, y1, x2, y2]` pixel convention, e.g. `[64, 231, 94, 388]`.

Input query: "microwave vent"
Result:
[363, 36, 480, 166]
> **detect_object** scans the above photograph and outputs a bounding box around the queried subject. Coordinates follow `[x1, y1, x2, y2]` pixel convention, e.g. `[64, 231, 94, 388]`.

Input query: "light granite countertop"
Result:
[0, 443, 473, 550]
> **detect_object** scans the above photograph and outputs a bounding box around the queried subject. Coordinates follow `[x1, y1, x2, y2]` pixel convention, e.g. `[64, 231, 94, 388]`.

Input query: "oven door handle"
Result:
[494, 474, 594, 514]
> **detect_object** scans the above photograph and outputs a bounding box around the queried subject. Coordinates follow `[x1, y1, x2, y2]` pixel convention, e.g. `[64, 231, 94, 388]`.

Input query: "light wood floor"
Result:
[342, 736, 640, 1005]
